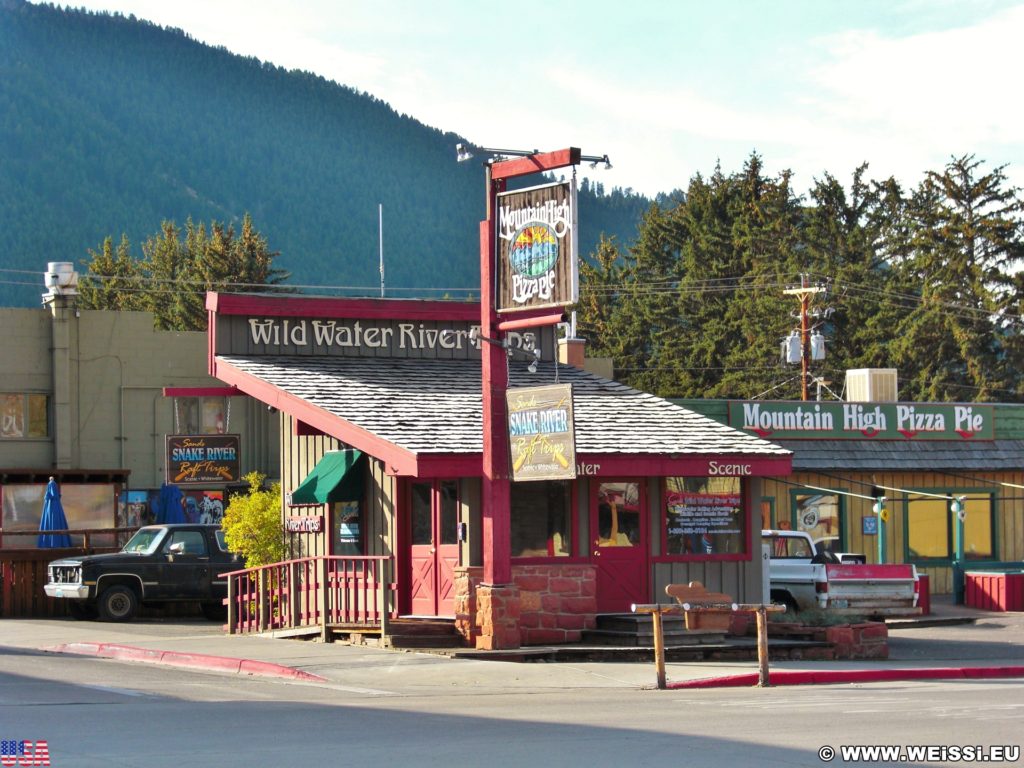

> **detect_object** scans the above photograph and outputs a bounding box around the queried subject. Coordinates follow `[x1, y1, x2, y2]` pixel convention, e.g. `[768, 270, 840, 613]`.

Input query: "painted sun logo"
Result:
[509, 222, 559, 277]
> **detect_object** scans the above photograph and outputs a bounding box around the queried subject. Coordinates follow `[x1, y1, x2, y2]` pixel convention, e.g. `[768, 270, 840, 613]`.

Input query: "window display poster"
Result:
[666, 491, 742, 554]
[180, 490, 225, 524]
[118, 490, 153, 528]
[333, 500, 361, 555]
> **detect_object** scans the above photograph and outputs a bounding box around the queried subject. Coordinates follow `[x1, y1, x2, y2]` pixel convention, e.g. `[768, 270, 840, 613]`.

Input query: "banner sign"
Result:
[729, 401, 995, 441]
[507, 384, 577, 481]
[166, 434, 241, 484]
[495, 180, 578, 313]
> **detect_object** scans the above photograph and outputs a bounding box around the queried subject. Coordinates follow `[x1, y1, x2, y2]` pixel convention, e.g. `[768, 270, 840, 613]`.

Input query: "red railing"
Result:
[221, 556, 394, 638]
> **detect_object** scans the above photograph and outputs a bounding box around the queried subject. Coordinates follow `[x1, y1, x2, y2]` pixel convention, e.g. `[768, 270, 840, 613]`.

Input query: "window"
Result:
[1, 394, 48, 439]
[175, 397, 226, 434]
[793, 492, 842, 554]
[333, 500, 362, 556]
[664, 477, 744, 556]
[907, 493, 994, 561]
[1, 483, 116, 548]
[511, 481, 572, 558]
[165, 530, 207, 556]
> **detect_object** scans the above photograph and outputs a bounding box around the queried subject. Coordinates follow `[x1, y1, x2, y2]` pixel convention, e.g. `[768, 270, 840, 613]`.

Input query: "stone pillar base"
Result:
[474, 583, 521, 650]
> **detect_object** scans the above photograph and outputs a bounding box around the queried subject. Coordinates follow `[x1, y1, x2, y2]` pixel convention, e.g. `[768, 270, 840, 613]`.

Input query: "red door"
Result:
[408, 480, 460, 617]
[591, 480, 648, 612]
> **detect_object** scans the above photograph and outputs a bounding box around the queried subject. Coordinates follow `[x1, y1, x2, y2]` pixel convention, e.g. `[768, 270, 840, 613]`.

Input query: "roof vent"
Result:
[43, 262, 79, 296]
[845, 369, 898, 402]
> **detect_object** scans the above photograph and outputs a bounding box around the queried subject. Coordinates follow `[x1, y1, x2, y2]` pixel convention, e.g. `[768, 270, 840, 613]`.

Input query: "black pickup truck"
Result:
[44, 524, 241, 621]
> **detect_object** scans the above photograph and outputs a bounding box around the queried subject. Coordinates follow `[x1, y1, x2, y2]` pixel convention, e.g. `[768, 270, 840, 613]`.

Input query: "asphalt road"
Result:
[2, 640, 1023, 767]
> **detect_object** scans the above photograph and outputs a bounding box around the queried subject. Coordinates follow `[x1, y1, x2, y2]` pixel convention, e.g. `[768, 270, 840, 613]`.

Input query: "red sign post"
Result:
[479, 149, 581, 591]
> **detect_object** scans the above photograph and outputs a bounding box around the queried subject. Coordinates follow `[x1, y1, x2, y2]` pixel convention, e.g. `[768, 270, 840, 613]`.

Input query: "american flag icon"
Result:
[0, 740, 49, 767]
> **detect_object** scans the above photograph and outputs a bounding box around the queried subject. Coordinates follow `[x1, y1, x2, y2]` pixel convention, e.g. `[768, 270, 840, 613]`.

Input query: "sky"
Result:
[54, 0, 1024, 198]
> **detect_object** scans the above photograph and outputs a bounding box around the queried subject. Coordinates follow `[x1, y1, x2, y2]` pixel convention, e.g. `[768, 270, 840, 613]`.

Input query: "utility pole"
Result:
[783, 275, 826, 401]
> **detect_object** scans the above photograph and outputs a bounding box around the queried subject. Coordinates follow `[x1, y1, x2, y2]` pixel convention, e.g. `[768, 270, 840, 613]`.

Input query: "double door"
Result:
[408, 480, 460, 617]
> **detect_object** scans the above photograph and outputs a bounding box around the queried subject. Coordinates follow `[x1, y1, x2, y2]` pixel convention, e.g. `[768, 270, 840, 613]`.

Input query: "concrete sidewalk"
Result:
[3, 598, 1022, 692]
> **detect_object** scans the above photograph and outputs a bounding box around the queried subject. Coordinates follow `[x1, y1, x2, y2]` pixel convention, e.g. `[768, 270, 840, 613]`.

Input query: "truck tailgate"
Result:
[824, 563, 921, 615]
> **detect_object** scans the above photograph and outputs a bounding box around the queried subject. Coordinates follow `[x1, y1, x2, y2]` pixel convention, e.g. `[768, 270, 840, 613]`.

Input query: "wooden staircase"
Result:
[582, 613, 726, 647]
[383, 617, 463, 649]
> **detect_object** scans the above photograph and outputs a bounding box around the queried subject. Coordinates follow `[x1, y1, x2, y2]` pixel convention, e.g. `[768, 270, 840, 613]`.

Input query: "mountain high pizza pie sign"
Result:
[729, 401, 995, 440]
[496, 180, 578, 313]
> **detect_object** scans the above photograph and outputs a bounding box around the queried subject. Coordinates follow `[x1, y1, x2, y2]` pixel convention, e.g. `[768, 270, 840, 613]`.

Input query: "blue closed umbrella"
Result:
[38, 477, 72, 548]
[156, 483, 185, 524]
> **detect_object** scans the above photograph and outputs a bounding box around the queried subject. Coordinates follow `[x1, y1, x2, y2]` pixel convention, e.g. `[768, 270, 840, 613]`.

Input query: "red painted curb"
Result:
[666, 666, 1024, 689]
[46, 643, 328, 683]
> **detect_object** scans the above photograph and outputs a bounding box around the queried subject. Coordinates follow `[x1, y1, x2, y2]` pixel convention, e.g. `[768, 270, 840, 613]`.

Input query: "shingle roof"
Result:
[220, 355, 790, 458]
[778, 439, 1024, 471]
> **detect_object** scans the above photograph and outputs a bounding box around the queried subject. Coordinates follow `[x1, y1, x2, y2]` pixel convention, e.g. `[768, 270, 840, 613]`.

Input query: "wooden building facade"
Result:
[207, 293, 792, 648]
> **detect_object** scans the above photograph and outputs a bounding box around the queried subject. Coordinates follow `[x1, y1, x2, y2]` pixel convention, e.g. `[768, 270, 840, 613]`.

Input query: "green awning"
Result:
[289, 449, 363, 505]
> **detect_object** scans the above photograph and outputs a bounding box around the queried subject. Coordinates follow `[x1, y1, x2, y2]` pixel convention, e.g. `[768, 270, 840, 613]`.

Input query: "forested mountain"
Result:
[0, 0, 649, 306]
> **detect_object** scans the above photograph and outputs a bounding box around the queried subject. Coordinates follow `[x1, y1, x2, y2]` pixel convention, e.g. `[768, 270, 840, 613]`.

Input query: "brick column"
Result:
[474, 583, 521, 650]
[454, 566, 482, 645]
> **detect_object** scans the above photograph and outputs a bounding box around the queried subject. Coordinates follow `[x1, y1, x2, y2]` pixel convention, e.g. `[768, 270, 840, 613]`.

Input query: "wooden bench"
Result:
[665, 580, 735, 631]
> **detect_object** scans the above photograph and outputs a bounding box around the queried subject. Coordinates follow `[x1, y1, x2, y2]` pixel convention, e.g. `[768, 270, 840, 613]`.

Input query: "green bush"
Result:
[221, 472, 285, 568]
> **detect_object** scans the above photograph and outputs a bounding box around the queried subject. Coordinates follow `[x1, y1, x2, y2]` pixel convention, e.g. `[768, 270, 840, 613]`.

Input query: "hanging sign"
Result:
[495, 180, 578, 313]
[166, 434, 241, 484]
[507, 384, 576, 481]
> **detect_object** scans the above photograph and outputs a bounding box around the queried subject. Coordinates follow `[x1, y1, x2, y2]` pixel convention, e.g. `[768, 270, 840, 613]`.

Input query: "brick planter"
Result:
[455, 564, 597, 647]
[763, 621, 889, 660]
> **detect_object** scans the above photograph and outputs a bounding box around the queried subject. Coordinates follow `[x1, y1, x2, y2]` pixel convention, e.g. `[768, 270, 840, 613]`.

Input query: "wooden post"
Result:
[653, 610, 667, 690]
[227, 575, 237, 635]
[378, 558, 390, 641]
[289, 561, 300, 629]
[319, 557, 331, 643]
[258, 569, 268, 631]
[756, 605, 770, 687]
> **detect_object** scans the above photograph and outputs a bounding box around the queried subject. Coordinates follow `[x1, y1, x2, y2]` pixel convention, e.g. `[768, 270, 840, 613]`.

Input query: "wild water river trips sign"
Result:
[729, 401, 995, 441]
[507, 384, 577, 481]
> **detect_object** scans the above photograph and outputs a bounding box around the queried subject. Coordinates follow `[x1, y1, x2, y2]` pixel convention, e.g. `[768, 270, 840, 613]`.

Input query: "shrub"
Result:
[221, 472, 284, 568]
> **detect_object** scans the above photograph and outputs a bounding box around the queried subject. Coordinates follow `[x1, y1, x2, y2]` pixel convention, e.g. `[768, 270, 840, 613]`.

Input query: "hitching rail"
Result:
[631, 601, 787, 690]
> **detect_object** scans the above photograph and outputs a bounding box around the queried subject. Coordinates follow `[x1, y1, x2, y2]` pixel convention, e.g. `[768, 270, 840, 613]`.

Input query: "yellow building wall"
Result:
[760, 470, 1024, 595]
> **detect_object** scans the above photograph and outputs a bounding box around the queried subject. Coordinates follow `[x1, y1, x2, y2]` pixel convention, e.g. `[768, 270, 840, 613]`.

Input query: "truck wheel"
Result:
[98, 585, 138, 622]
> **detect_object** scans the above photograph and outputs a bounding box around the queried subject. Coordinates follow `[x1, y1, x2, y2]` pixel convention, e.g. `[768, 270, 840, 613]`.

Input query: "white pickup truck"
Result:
[763, 529, 921, 617]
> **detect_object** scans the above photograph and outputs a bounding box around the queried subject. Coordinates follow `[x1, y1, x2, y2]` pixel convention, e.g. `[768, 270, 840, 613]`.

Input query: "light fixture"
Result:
[527, 347, 541, 374]
[455, 145, 612, 170]
[582, 153, 612, 170]
[469, 326, 504, 348]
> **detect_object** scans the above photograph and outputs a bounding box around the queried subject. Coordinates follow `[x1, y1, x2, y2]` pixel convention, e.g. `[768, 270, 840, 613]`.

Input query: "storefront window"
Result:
[793, 492, 842, 554]
[1, 483, 115, 548]
[1, 394, 48, 439]
[665, 477, 744, 556]
[333, 500, 362, 556]
[597, 481, 641, 547]
[511, 481, 571, 558]
[907, 494, 993, 561]
[176, 396, 227, 434]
